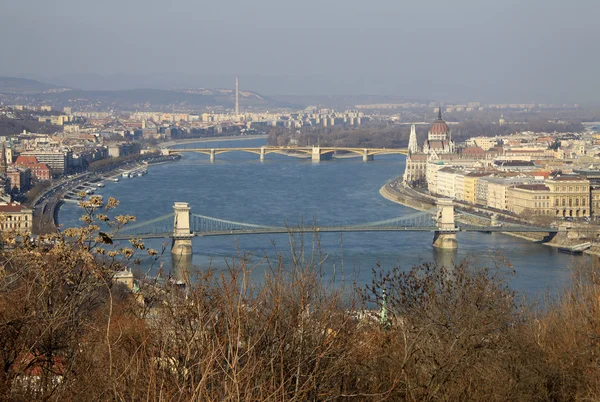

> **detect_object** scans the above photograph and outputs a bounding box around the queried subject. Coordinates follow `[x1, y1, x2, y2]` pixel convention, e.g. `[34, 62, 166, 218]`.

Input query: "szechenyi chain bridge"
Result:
[113, 200, 560, 256]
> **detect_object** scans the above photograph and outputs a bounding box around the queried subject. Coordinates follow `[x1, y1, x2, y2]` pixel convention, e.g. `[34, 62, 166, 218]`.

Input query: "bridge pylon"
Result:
[209, 149, 215, 162]
[311, 146, 333, 162]
[363, 149, 374, 162]
[260, 146, 265, 161]
[433, 199, 458, 249]
[172, 202, 193, 256]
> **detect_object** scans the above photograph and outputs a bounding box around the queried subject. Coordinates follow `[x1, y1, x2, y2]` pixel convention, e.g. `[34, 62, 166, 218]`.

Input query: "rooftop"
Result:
[0, 202, 30, 213]
[514, 184, 550, 191]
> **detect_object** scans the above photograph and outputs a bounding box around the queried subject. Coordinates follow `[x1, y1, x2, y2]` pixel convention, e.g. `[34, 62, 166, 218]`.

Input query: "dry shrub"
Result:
[5, 196, 600, 400]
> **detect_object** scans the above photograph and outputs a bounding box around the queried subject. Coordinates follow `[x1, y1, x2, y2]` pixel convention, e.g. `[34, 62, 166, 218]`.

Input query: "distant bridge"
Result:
[162, 146, 408, 162]
[112, 201, 559, 255]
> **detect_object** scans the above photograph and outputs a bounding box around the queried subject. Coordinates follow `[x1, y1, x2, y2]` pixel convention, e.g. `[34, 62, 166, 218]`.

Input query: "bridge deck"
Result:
[112, 225, 558, 240]
[166, 146, 408, 156]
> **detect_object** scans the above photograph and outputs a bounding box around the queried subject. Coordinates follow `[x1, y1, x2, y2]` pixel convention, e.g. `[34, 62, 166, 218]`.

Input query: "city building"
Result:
[403, 109, 457, 185]
[422, 108, 455, 155]
[0, 203, 33, 233]
[466, 136, 499, 151]
[7, 167, 31, 193]
[107, 142, 141, 158]
[19, 149, 72, 175]
[507, 184, 552, 216]
[545, 175, 590, 218]
[14, 156, 52, 181]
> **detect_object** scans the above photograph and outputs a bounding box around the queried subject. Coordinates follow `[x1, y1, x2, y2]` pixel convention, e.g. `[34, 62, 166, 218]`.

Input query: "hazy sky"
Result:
[1, 0, 598, 102]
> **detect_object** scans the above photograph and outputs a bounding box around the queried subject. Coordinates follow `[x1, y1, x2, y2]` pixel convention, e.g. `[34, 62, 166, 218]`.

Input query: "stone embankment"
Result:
[380, 179, 557, 245]
[35, 157, 182, 235]
[379, 182, 434, 212]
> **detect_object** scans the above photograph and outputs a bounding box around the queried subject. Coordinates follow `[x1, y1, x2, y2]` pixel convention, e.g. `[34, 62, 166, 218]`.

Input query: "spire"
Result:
[408, 124, 418, 154]
[438, 106, 442, 120]
[1, 141, 7, 177]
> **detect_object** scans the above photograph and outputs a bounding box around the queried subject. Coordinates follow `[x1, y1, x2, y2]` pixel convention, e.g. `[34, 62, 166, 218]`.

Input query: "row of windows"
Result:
[1, 222, 29, 229]
[554, 185, 589, 192]
[554, 198, 587, 207]
[4, 215, 29, 221]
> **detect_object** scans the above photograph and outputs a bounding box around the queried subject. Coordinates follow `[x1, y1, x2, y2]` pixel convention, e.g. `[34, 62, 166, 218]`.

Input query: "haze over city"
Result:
[2, 0, 599, 102]
[4, 0, 600, 399]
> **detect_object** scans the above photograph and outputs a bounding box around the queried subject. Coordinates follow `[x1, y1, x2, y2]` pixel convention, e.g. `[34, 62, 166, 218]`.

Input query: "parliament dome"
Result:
[430, 108, 449, 135]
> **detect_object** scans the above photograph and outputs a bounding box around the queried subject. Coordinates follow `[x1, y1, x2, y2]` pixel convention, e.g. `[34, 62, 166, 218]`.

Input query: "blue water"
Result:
[58, 138, 579, 297]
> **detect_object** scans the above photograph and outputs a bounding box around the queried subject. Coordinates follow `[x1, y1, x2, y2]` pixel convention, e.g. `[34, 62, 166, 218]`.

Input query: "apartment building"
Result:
[480, 176, 532, 211]
[7, 167, 31, 192]
[435, 167, 459, 198]
[507, 184, 552, 216]
[463, 173, 491, 204]
[19, 149, 72, 175]
[466, 136, 498, 151]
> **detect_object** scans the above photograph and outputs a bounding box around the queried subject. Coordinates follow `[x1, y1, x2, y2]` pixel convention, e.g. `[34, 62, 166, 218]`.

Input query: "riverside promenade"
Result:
[380, 177, 600, 256]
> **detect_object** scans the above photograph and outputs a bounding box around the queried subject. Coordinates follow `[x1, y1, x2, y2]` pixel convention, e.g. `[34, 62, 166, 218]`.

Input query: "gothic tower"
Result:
[408, 124, 418, 154]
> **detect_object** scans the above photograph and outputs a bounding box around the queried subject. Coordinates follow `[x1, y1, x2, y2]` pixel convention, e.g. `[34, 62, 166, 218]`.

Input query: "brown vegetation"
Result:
[1, 197, 600, 400]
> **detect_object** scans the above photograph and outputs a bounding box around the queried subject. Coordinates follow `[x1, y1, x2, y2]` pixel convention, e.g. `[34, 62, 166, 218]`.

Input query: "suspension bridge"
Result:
[112, 201, 560, 255]
[161, 146, 408, 162]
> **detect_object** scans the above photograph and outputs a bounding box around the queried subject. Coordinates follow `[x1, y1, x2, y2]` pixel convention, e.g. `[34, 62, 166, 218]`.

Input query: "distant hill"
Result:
[0, 75, 302, 110]
[0, 76, 70, 94]
[0, 86, 300, 111]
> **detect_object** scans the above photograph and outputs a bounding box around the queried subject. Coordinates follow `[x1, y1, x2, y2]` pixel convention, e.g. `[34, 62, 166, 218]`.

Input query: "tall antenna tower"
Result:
[235, 76, 239, 115]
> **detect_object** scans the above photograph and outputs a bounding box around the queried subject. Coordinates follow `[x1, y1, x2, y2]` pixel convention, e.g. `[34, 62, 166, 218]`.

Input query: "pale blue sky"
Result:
[1, 0, 597, 102]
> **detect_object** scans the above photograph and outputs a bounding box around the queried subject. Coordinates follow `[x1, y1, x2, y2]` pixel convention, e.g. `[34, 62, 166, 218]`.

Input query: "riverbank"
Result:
[379, 178, 600, 257]
[379, 179, 552, 244]
[37, 156, 181, 234]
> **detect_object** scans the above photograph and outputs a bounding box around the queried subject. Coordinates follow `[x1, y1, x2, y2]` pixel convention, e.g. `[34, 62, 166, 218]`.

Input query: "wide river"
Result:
[59, 138, 580, 297]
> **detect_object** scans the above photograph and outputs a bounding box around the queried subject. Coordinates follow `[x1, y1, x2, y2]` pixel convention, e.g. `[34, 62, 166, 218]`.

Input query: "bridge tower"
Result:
[172, 202, 193, 256]
[433, 199, 458, 249]
[491, 213, 499, 227]
[363, 148, 374, 162]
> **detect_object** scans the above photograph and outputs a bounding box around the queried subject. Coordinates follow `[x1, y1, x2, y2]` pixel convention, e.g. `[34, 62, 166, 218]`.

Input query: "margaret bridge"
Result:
[161, 146, 409, 162]
[112, 200, 560, 255]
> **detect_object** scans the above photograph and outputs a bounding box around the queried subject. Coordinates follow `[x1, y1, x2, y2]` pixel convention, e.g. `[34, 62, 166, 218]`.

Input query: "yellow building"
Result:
[507, 184, 552, 216]
[0, 203, 33, 233]
[592, 186, 600, 218]
[545, 176, 590, 218]
[463, 173, 491, 204]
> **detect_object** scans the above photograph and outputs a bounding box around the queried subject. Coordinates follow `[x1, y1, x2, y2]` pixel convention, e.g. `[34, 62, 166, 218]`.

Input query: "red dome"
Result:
[430, 120, 449, 135]
[430, 107, 449, 135]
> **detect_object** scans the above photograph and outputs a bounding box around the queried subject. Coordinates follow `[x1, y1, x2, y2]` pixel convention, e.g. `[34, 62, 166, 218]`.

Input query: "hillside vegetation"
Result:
[1, 197, 600, 400]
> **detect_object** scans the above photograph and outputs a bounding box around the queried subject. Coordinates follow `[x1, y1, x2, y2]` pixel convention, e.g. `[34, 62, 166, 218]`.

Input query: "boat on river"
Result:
[558, 242, 592, 254]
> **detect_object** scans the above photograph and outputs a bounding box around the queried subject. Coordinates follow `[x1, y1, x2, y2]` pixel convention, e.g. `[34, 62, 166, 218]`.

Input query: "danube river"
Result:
[58, 138, 579, 297]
